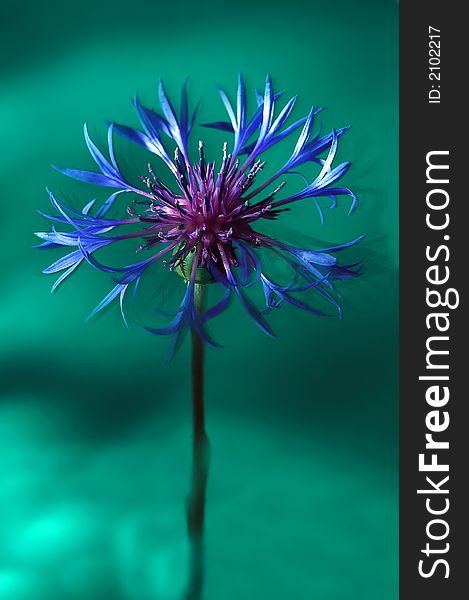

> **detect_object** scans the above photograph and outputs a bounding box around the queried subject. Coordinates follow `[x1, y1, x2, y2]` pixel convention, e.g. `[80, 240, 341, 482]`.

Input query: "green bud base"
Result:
[173, 246, 215, 284]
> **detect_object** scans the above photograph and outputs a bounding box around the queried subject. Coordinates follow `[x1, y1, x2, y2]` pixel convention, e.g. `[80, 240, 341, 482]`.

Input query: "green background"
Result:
[0, 0, 398, 598]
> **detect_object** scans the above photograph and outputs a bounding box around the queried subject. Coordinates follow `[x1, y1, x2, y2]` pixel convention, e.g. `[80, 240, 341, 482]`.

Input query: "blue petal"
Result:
[95, 191, 123, 218]
[132, 97, 171, 137]
[234, 286, 275, 337]
[51, 262, 81, 292]
[86, 283, 128, 321]
[109, 121, 156, 152]
[303, 126, 350, 157]
[288, 247, 337, 267]
[316, 161, 351, 189]
[269, 96, 297, 135]
[320, 235, 365, 253]
[52, 166, 123, 188]
[189, 99, 201, 132]
[82, 199, 96, 215]
[202, 288, 231, 322]
[83, 124, 118, 179]
[158, 78, 186, 152]
[261, 278, 278, 309]
[257, 74, 274, 143]
[180, 79, 189, 132]
[216, 85, 237, 131]
[291, 108, 316, 161]
[43, 249, 84, 274]
[201, 121, 234, 133]
[236, 74, 247, 132]
[312, 187, 359, 214]
[133, 95, 176, 170]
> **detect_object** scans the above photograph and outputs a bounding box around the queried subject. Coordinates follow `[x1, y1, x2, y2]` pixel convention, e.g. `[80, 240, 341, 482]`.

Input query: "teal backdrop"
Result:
[0, 0, 398, 598]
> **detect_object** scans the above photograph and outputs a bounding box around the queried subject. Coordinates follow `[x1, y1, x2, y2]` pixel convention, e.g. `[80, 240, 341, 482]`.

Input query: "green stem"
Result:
[185, 283, 210, 600]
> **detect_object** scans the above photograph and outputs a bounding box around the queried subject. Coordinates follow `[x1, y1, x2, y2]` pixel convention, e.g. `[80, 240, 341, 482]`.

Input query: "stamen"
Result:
[240, 160, 265, 192]
[148, 163, 157, 181]
[199, 140, 207, 180]
[273, 180, 286, 193]
[140, 175, 153, 189]
[173, 147, 189, 192]
[265, 180, 286, 201]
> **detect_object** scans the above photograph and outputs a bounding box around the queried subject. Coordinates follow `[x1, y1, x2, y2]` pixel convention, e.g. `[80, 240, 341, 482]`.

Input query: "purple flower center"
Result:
[130, 142, 278, 278]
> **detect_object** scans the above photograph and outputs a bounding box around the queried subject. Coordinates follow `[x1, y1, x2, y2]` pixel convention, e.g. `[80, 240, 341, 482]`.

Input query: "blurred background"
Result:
[0, 0, 398, 598]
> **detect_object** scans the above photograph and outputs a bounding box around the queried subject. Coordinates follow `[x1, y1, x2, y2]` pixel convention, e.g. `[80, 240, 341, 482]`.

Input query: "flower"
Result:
[36, 75, 362, 350]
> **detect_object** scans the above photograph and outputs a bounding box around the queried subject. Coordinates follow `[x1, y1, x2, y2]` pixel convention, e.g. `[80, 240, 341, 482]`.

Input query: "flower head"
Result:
[36, 75, 362, 350]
